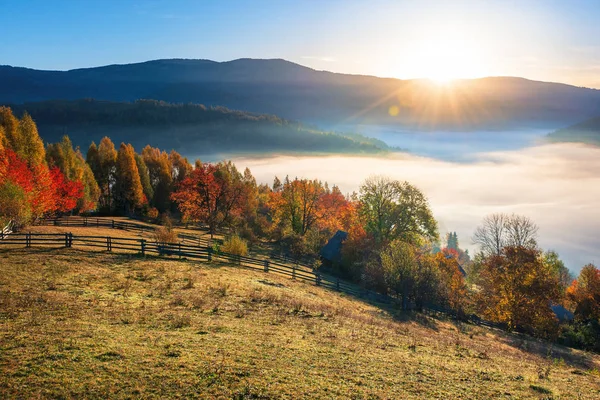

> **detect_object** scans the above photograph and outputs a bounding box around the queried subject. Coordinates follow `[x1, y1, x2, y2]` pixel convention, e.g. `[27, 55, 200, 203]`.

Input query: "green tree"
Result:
[380, 240, 440, 310]
[134, 153, 154, 204]
[359, 176, 438, 246]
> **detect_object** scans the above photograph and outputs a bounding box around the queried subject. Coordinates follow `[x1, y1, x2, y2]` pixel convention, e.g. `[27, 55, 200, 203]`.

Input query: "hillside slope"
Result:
[2, 58, 600, 129]
[1, 249, 598, 399]
[547, 116, 600, 145]
[6, 99, 390, 156]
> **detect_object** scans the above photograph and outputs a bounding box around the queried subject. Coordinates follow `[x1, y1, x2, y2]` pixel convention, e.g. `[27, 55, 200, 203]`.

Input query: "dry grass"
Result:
[0, 248, 599, 399]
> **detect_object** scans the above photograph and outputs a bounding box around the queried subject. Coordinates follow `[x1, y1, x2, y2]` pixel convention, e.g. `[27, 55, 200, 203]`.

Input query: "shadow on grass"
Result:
[495, 330, 598, 370]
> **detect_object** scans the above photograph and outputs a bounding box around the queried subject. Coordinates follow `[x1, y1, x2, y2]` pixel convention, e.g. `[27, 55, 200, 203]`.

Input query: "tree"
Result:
[134, 153, 154, 205]
[473, 213, 538, 256]
[475, 246, 561, 337]
[47, 136, 99, 212]
[17, 113, 46, 166]
[380, 240, 440, 310]
[359, 176, 438, 246]
[566, 264, 600, 321]
[542, 250, 573, 294]
[446, 232, 458, 250]
[142, 145, 173, 212]
[114, 143, 145, 214]
[434, 250, 468, 314]
[88, 137, 117, 211]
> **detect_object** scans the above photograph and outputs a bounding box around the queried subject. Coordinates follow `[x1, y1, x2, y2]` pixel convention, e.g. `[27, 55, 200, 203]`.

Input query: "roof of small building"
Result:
[320, 230, 348, 263]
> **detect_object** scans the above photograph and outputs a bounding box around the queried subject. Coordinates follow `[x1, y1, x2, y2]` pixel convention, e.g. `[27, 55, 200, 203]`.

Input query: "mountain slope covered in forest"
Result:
[2, 58, 600, 130]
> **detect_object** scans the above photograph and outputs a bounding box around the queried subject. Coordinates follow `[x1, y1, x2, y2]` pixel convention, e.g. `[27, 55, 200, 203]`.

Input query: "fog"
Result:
[232, 142, 600, 274]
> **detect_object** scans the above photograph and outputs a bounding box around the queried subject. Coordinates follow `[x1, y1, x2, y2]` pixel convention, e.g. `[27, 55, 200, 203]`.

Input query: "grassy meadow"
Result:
[0, 247, 599, 399]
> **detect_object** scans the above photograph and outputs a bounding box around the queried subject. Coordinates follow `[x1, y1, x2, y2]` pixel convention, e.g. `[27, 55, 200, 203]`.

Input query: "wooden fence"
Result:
[5, 218, 504, 329]
[35, 217, 213, 247]
[0, 232, 373, 299]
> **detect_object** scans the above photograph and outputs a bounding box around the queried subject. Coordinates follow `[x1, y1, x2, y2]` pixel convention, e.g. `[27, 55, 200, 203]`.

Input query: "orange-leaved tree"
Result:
[475, 246, 562, 338]
[566, 264, 600, 321]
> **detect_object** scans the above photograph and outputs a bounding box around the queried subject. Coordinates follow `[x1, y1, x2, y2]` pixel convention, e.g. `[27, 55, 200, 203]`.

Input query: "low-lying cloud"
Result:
[232, 143, 600, 273]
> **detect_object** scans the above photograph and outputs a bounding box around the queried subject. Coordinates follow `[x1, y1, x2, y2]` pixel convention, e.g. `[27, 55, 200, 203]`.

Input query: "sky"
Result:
[1, 0, 600, 87]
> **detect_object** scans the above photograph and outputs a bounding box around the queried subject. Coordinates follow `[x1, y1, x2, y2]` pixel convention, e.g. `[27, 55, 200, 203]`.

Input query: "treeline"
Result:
[8, 99, 390, 155]
[1, 106, 599, 348]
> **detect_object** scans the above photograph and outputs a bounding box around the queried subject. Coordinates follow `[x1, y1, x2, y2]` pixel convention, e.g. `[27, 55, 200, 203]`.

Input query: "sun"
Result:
[403, 30, 487, 83]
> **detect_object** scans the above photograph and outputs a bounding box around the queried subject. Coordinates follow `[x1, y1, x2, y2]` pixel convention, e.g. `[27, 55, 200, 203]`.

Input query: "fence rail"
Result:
[35, 217, 213, 247]
[6, 218, 509, 331]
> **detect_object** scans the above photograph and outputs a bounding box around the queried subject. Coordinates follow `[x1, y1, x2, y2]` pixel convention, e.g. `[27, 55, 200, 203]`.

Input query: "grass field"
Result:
[1, 248, 599, 399]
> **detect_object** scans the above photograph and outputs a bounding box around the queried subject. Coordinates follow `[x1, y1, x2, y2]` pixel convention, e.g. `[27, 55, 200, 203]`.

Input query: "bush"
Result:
[221, 235, 248, 256]
[146, 207, 159, 220]
[154, 226, 178, 244]
[0, 181, 32, 227]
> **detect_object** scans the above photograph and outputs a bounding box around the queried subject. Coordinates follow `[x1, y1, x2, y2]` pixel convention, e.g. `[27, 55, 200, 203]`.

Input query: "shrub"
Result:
[146, 207, 159, 220]
[0, 181, 32, 227]
[153, 226, 178, 244]
[221, 235, 248, 256]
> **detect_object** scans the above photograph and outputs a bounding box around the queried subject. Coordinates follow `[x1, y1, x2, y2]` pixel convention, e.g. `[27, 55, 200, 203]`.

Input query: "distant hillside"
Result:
[2, 58, 600, 130]
[6, 99, 391, 156]
[547, 116, 600, 145]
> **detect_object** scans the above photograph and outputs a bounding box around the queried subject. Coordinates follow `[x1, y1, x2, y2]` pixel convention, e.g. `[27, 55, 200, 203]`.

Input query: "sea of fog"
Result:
[227, 128, 599, 274]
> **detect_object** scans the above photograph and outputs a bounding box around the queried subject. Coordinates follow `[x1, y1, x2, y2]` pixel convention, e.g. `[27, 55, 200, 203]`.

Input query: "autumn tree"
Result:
[47, 136, 100, 212]
[134, 153, 154, 205]
[473, 213, 538, 256]
[87, 137, 117, 211]
[114, 143, 145, 214]
[171, 161, 249, 238]
[434, 250, 468, 314]
[475, 246, 561, 338]
[142, 145, 173, 212]
[566, 264, 600, 321]
[359, 176, 438, 246]
[380, 240, 440, 310]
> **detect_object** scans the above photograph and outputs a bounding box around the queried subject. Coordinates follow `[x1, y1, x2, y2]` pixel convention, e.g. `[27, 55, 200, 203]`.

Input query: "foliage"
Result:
[114, 143, 146, 214]
[380, 240, 441, 310]
[153, 225, 178, 244]
[221, 235, 249, 256]
[475, 246, 561, 338]
[566, 264, 600, 321]
[358, 176, 438, 246]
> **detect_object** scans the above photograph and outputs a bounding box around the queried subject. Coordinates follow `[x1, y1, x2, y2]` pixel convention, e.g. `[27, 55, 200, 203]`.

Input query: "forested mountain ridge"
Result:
[6, 99, 391, 156]
[547, 115, 600, 145]
[3, 58, 600, 130]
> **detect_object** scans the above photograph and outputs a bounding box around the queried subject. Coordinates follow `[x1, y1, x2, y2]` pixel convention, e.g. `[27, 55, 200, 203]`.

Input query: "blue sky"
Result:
[2, 0, 600, 87]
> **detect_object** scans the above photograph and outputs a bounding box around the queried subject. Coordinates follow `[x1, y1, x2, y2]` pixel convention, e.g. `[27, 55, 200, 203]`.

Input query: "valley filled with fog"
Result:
[231, 129, 599, 273]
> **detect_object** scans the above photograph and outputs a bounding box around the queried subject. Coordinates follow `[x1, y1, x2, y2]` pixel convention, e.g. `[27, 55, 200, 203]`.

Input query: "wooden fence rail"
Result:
[0, 231, 508, 331]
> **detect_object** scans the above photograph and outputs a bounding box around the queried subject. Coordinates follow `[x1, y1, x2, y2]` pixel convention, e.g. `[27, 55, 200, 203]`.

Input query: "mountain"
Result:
[2, 58, 600, 130]
[547, 116, 600, 145]
[6, 99, 391, 157]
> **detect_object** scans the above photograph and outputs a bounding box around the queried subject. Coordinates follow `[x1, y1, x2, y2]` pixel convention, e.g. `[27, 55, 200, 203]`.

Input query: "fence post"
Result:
[178, 242, 182, 260]
[69, 233, 73, 248]
[106, 237, 110, 251]
[292, 264, 296, 279]
[264, 260, 269, 272]
[26, 232, 30, 248]
[207, 247, 212, 262]
[336, 278, 340, 291]
[141, 239, 146, 256]
[112, 220, 115, 229]
[64, 233, 69, 248]
[84, 217, 88, 227]
[315, 272, 321, 286]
